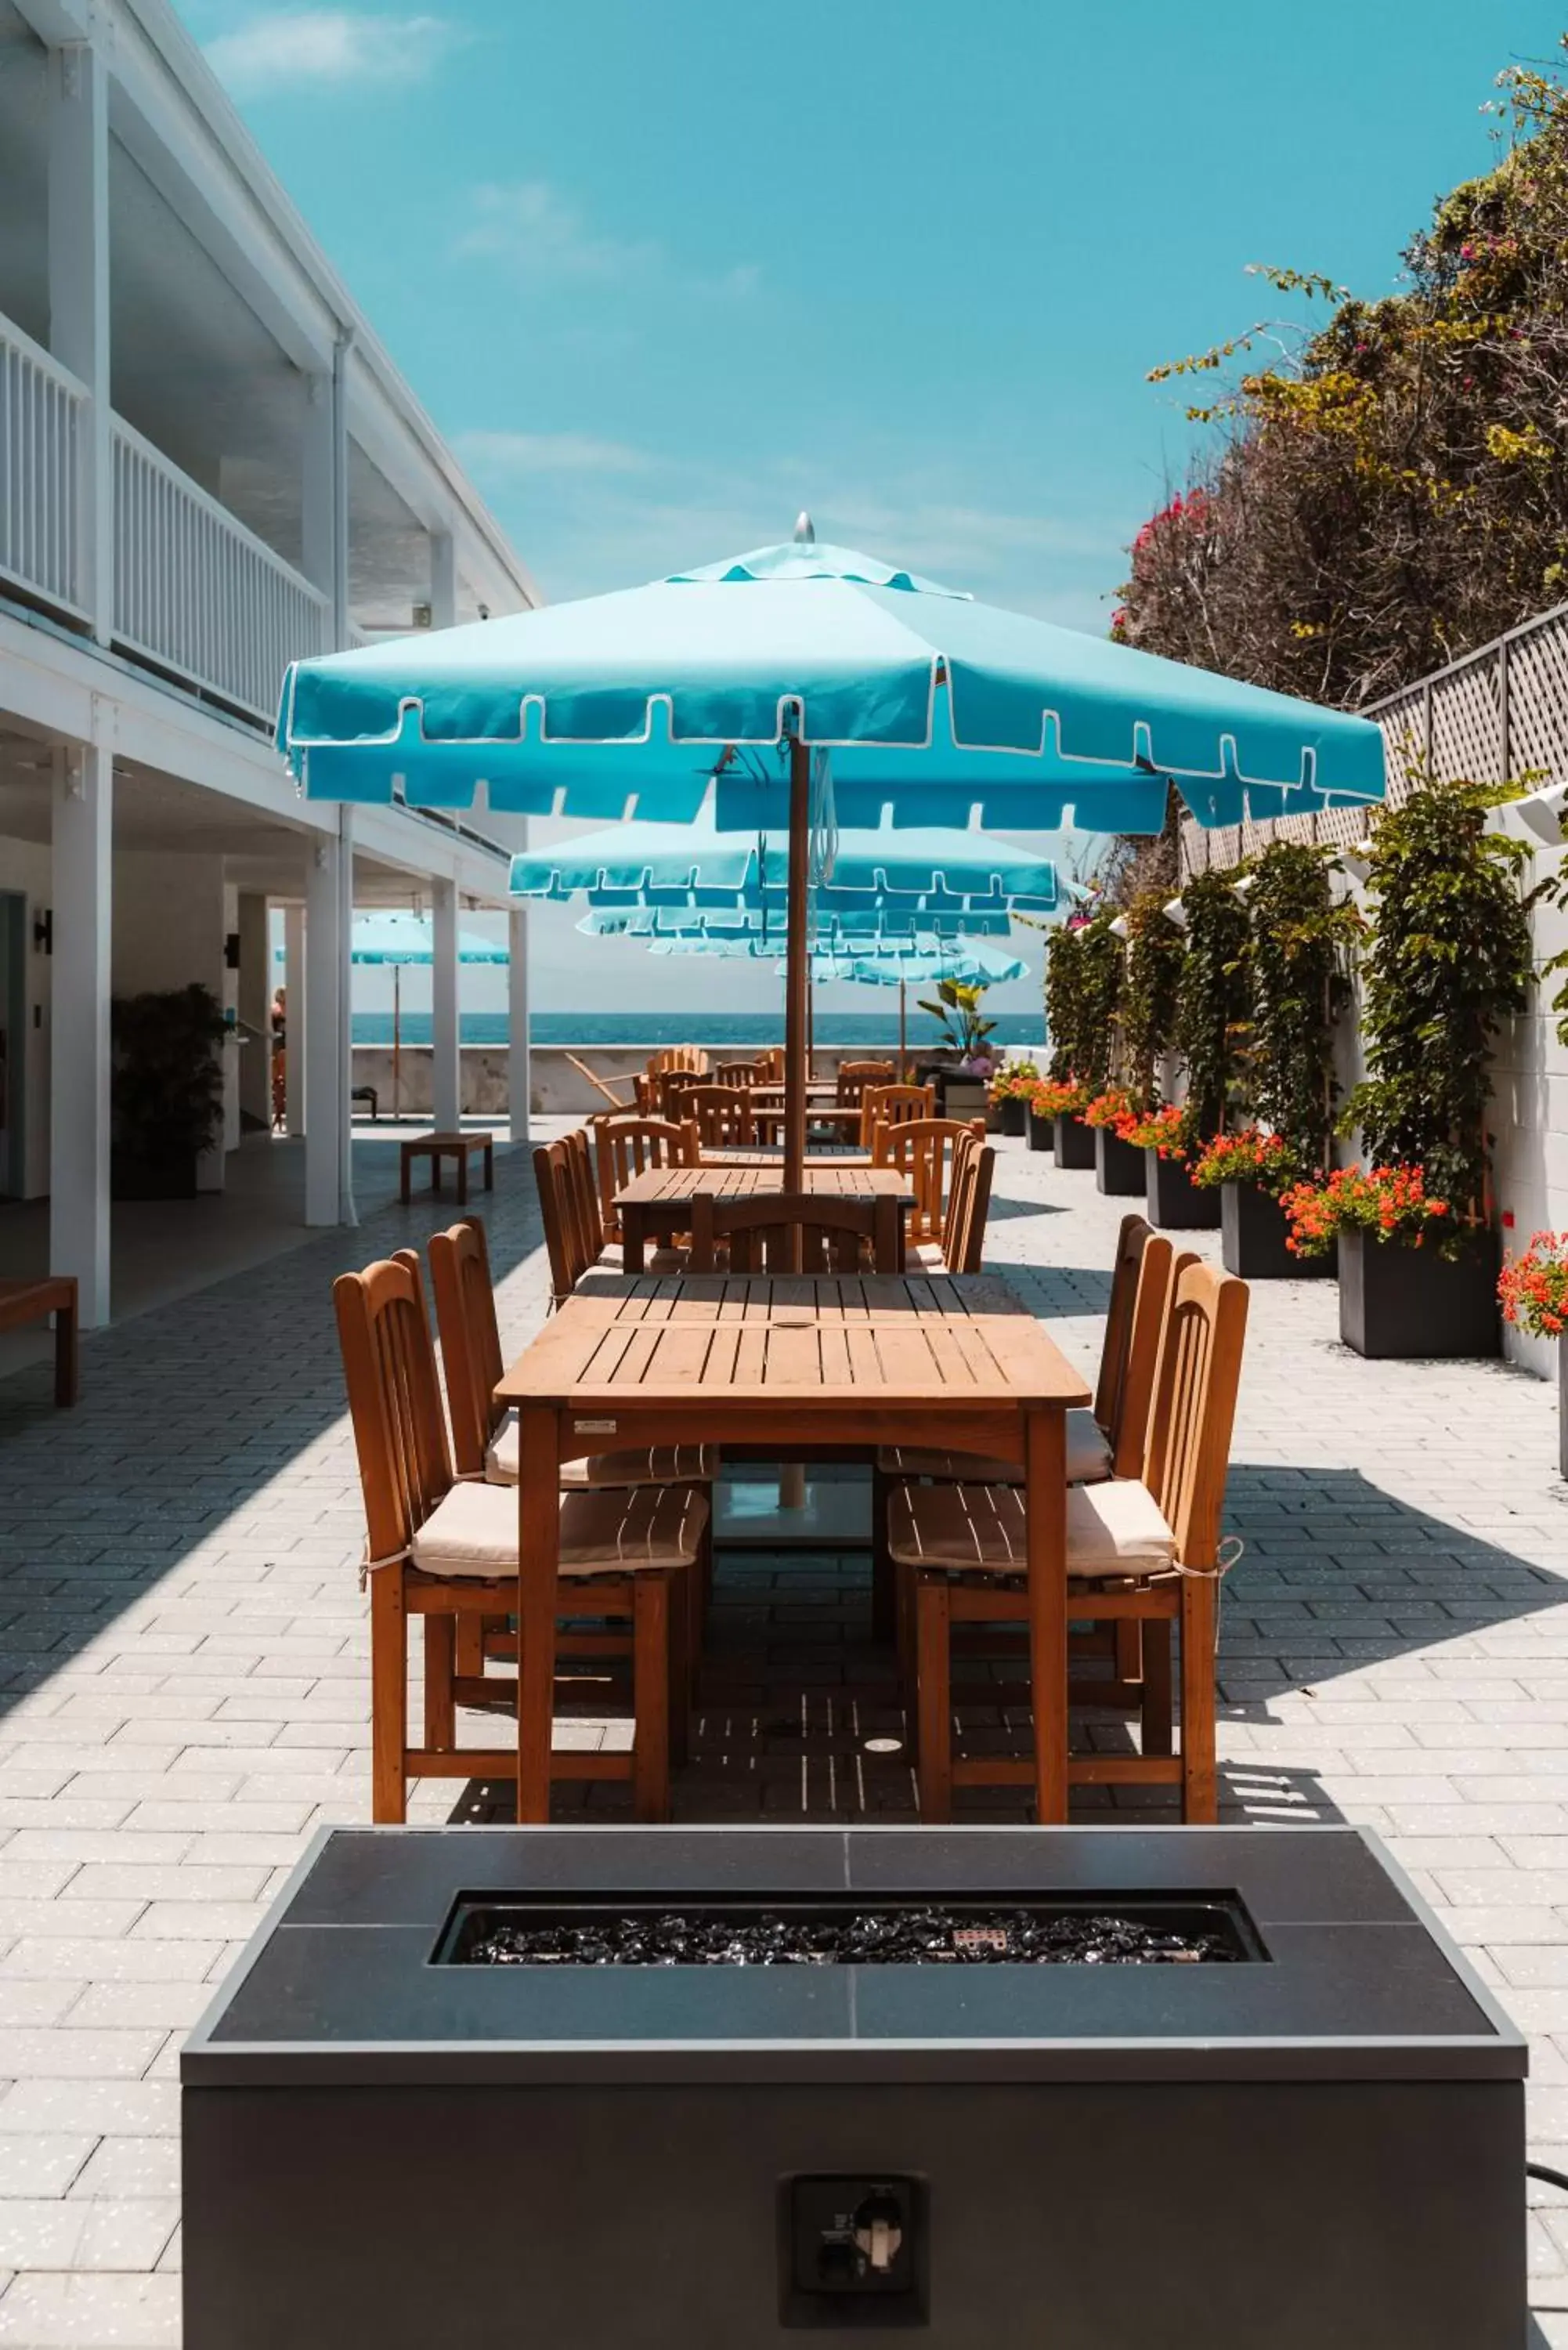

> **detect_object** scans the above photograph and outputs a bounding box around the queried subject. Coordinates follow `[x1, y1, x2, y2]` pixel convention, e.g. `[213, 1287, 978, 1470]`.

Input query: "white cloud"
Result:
[204, 10, 460, 99]
[453, 182, 759, 300]
[456, 430, 651, 477]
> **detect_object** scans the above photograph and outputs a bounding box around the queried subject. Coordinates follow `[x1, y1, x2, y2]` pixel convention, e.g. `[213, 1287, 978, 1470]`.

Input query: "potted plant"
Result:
[1278, 1164, 1490, 1354]
[1230, 842, 1361, 1274]
[1084, 1086, 1146, 1197]
[110, 983, 229, 1200]
[1043, 913, 1122, 1167]
[920, 979, 999, 1119]
[1118, 1102, 1216, 1229]
[1190, 1128, 1329, 1277]
[1500, 1234, 1568, 1473]
[988, 1060, 1036, 1138]
[1024, 1081, 1055, 1152]
[1028, 1075, 1086, 1157]
[1332, 774, 1534, 1357]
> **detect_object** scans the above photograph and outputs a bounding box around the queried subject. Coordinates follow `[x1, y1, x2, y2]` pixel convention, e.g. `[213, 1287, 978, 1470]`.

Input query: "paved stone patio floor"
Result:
[1, 1128, 1567, 2340]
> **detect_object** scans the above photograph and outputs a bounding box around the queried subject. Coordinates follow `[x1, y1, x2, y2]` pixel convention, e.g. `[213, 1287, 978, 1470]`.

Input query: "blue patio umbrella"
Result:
[279, 519, 1384, 1184]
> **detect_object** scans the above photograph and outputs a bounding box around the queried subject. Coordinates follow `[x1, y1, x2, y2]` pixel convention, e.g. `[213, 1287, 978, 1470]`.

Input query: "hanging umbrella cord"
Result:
[1529, 2160, 1568, 2194]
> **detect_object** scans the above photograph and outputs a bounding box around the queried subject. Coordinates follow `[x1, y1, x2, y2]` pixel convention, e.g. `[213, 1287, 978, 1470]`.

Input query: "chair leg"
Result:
[914, 1576, 953, 1824]
[632, 1575, 671, 1824]
[894, 1556, 918, 1757]
[1141, 1619, 1173, 1757]
[424, 1615, 456, 1754]
[1115, 1619, 1143, 1686]
[667, 1571, 691, 1769]
[455, 1616, 486, 1679]
[870, 1463, 894, 1643]
[1179, 1578, 1219, 1824]
[370, 1568, 408, 1824]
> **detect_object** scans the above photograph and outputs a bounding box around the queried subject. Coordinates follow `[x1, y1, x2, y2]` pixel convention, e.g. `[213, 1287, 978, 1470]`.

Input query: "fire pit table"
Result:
[182, 1824, 1525, 2348]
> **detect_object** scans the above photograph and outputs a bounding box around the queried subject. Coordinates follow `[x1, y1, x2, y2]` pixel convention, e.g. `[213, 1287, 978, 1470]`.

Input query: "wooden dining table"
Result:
[615, 1162, 915, 1274]
[495, 1271, 1092, 1825]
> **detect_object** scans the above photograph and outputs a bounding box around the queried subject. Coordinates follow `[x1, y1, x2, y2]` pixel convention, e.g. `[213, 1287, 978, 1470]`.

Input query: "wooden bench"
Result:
[0, 1277, 79, 1405]
[399, 1132, 495, 1207]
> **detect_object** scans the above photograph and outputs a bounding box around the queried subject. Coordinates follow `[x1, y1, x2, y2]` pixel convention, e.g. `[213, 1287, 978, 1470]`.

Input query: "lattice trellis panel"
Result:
[1178, 600, 1568, 877]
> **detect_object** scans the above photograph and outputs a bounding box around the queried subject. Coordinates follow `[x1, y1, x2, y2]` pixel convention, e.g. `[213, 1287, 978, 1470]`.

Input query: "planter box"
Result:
[1221, 1181, 1334, 1280]
[1027, 1106, 1053, 1153]
[1339, 1226, 1501, 1361]
[183, 1824, 1526, 2350]
[1094, 1125, 1146, 1196]
[998, 1097, 1027, 1137]
[1145, 1151, 1219, 1230]
[1053, 1112, 1095, 1170]
[941, 1078, 989, 1123]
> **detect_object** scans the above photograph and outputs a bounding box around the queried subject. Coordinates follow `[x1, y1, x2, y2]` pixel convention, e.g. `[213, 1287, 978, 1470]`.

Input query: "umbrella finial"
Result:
[793, 511, 815, 545]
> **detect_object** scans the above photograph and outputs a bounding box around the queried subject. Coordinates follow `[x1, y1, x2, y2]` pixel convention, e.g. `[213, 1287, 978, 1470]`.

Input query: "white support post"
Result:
[508, 904, 530, 1146]
[284, 903, 306, 1135]
[49, 736, 111, 1325]
[431, 877, 461, 1133]
[304, 838, 342, 1224]
[47, 35, 110, 642]
[300, 374, 334, 616]
[430, 530, 457, 631]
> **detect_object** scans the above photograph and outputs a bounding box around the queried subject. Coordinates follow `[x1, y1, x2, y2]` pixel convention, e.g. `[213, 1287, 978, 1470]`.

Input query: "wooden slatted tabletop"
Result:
[497, 1274, 1091, 1826]
[614, 1163, 913, 1274]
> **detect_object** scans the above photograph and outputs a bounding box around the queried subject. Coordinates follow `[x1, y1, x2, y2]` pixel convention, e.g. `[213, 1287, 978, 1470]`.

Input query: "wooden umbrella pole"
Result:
[392, 964, 401, 1121]
[899, 978, 907, 1080]
[782, 733, 810, 1194]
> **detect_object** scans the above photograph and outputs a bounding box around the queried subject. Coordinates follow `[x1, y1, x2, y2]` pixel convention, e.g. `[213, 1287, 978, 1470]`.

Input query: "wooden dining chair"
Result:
[593, 1115, 699, 1237]
[887, 1257, 1249, 1824]
[687, 1191, 903, 1274]
[836, 1058, 897, 1110]
[941, 1137, 995, 1273]
[714, 1058, 769, 1089]
[659, 1072, 708, 1124]
[858, 1082, 935, 1148]
[872, 1115, 984, 1245]
[649, 1045, 709, 1078]
[680, 1083, 755, 1150]
[533, 1141, 584, 1306]
[334, 1253, 706, 1824]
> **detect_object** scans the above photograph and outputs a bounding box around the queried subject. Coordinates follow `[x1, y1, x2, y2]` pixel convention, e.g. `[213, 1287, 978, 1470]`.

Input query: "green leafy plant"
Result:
[1030, 1076, 1090, 1119]
[1083, 1086, 1141, 1131]
[1119, 888, 1187, 1101]
[1247, 841, 1363, 1175]
[1339, 774, 1535, 1220]
[1173, 866, 1253, 1140]
[110, 985, 228, 1169]
[1045, 913, 1124, 1091]
[989, 1059, 1040, 1102]
[1117, 1102, 1195, 1159]
[1280, 1163, 1454, 1258]
[917, 978, 997, 1066]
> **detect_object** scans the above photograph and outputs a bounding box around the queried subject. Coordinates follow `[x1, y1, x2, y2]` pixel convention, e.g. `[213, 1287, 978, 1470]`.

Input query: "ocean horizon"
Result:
[353, 1011, 1047, 1048]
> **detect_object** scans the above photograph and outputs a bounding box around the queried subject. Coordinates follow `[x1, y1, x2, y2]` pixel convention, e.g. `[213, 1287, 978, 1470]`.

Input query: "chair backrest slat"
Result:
[1143, 1260, 1249, 1569]
[562, 1128, 604, 1260]
[334, 1256, 453, 1565]
[858, 1081, 936, 1148]
[428, 1217, 505, 1477]
[688, 1191, 901, 1275]
[872, 1115, 983, 1243]
[836, 1058, 897, 1110]
[677, 1083, 754, 1150]
[533, 1140, 590, 1305]
[944, 1140, 995, 1273]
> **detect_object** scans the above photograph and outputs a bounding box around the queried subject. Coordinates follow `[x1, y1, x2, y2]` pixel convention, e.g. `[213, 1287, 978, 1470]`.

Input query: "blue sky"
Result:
[193, 0, 1564, 1020]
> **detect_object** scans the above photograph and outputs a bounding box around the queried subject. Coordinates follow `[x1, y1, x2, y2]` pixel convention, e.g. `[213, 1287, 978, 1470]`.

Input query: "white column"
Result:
[429, 531, 457, 631]
[508, 904, 530, 1146]
[284, 903, 306, 1136]
[304, 837, 342, 1224]
[300, 373, 334, 618]
[48, 37, 111, 643]
[49, 736, 111, 1325]
[330, 337, 352, 650]
[431, 877, 461, 1132]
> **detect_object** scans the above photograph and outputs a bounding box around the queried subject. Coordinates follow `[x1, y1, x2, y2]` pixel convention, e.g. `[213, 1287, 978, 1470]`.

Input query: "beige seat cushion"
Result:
[410, 1480, 706, 1579]
[877, 1410, 1111, 1489]
[486, 1410, 715, 1491]
[886, 1475, 1176, 1583]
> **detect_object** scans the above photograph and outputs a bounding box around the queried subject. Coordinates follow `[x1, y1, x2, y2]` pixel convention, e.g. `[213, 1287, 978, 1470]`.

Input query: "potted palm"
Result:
[110, 984, 229, 1200]
[1310, 775, 1534, 1357]
[1500, 1234, 1568, 1474]
[919, 979, 999, 1121]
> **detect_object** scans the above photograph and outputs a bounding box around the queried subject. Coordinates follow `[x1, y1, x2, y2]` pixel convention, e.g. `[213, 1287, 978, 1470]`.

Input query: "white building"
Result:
[0, 0, 534, 1329]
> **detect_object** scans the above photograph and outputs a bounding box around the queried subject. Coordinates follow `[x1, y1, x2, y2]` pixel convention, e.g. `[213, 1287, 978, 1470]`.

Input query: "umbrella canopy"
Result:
[280, 524, 1385, 1186]
[802, 941, 1026, 987]
[280, 536, 1385, 833]
[510, 823, 1056, 910]
[578, 904, 1016, 944]
[349, 912, 507, 964]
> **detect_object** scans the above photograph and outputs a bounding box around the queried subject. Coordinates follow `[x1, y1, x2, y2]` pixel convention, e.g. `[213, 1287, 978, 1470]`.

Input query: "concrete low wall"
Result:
[352, 1043, 1046, 1120]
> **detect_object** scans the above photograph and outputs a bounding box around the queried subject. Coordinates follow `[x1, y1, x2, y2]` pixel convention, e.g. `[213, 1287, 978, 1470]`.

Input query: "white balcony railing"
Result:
[111, 418, 329, 724]
[0, 315, 88, 617]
